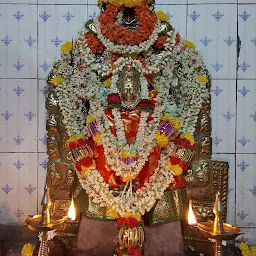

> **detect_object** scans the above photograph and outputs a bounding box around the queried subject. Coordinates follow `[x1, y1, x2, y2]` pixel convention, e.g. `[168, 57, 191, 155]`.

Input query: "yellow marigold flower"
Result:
[156, 131, 169, 147]
[123, 175, 137, 183]
[170, 118, 181, 130]
[51, 76, 64, 85]
[108, 208, 120, 219]
[167, 162, 183, 176]
[86, 115, 96, 125]
[121, 150, 135, 159]
[123, 212, 141, 221]
[123, 0, 144, 7]
[103, 78, 112, 88]
[183, 40, 196, 49]
[93, 133, 102, 145]
[109, 0, 123, 6]
[81, 167, 91, 177]
[156, 10, 169, 21]
[61, 41, 73, 53]
[21, 243, 35, 256]
[196, 75, 209, 83]
[180, 133, 195, 145]
[98, 0, 103, 5]
[67, 134, 85, 144]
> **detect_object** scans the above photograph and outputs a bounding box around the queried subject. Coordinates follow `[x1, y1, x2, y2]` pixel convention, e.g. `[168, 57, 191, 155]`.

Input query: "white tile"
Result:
[189, 0, 236, 3]
[0, 79, 37, 152]
[237, 228, 256, 245]
[211, 80, 236, 153]
[0, 153, 37, 224]
[236, 154, 256, 227]
[39, 0, 87, 3]
[87, 4, 100, 19]
[212, 154, 236, 225]
[238, 5, 256, 79]
[0, 0, 36, 3]
[239, 0, 256, 3]
[187, 4, 237, 79]
[38, 80, 47, 152]
[155, 5, 187, 38]
[0, 4, 37, 78]
[38, 5, 88, 79]
[237, 80, 256, 153]
[87, 0, 188, 4]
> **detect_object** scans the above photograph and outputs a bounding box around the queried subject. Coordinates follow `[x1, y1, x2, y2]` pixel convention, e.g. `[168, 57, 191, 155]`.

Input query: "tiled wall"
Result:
[0, 0, 256, 244]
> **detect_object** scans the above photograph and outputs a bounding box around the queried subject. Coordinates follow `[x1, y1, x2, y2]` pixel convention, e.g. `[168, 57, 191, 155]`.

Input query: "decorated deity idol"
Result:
[47, 0, 210, 255]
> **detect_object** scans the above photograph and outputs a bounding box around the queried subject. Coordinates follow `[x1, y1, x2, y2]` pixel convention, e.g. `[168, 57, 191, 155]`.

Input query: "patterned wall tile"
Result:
[239, 0, 256, 2]
[39, 0, 87, 3]
[155, 5, 187, 38]
[238, 5, 256, 79]
[38, 5, 88, 79]
[38, 153, 48, 212]
[0, 4, 37, 78]
[237, 80, 256, 153]
[187, 4, 237, 79]
[0, 79, 37, 152]
[236, 154, 256, 227]
[0, 153, 37, 224]
[87, 0, 188, 4]
[211, 80, 236, 153]
[0, 0, 36, 3]
[38, 80, 47, 153]
[237, 228, 256, 246]
[87, 4, 100, 19]
[212, 154, 236, 225]
[188, 0, 236, 3]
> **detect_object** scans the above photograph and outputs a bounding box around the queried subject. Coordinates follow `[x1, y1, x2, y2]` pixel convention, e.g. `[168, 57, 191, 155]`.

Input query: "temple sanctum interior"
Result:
[0, 0, 256, 255]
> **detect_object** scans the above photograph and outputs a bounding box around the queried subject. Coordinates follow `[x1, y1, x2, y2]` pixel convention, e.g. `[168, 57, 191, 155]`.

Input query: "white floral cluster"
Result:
[77, 150, 175, 216]
[89, 75, 170, 180]
[95, 19, 162, 55]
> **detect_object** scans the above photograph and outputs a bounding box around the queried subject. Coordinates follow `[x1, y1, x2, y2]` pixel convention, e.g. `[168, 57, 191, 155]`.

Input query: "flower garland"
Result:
[48, 8, 210, 230]
[77, 147, 175, 217]
[98, 3, 157, 46]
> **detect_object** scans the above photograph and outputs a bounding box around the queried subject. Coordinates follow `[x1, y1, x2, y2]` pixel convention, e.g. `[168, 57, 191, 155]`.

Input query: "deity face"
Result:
[117, 66, 141, 109]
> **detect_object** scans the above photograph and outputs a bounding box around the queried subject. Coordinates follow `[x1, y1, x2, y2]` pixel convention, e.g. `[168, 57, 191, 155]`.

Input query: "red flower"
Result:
[173, 136, 181, 145]
[175, 32, 181, 45]
[77, 138, 86, 147]
[154, 35, 169, 49]
[144, 73, 155, 84]
[69, 142, 77, 150]
[181, 138, 192, 149]
[127, 217, 138, 228]
[128, 248, 142, 256]
[117, 218, 127, 227]
[75, 162, 82, 172]
[81, 157, 93, 168]
[138, 99, 155, 108]
[107, 93, 121, 104]
[180, 161, 188, 171]
[170, 157, 181, 165]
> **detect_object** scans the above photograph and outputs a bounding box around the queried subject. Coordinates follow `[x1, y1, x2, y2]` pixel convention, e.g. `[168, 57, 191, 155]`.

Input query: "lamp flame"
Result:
[188, 199, 197, 225]
[68, 197, 76, 220]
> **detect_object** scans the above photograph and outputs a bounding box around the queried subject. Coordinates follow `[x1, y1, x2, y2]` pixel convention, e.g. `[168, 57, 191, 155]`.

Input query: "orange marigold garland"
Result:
[98, 3, 157, 46]
[85, 33, 105, 54]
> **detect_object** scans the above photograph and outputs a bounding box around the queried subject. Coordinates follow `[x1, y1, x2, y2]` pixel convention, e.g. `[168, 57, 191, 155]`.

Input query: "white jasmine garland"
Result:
[77, 151, 175, 217]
